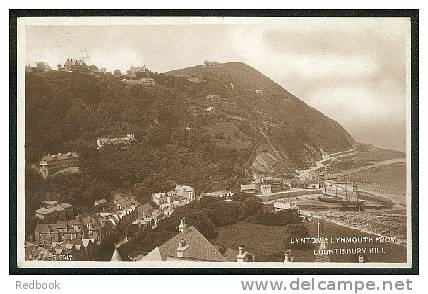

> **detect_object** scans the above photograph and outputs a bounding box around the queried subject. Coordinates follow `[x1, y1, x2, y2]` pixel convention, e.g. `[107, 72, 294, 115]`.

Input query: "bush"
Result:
[243, 196, 263, 216]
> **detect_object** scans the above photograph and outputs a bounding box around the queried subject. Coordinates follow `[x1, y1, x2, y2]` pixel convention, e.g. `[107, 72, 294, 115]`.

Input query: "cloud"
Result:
[24, 19, 409, 151]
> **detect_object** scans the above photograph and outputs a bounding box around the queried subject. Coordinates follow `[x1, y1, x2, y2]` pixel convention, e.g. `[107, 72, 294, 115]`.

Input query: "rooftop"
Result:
[142, 226, 226, 262]
[241, 184, 256, 191]
[41, 152, 79, 162]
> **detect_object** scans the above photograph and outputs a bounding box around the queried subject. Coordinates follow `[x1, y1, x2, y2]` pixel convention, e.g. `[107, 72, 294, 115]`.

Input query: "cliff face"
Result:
[25, 62, 354, 191]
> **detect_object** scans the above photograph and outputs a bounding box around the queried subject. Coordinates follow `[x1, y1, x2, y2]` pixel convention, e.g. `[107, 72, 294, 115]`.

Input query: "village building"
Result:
[150, 210, 165, 228]
[260, 184, 272, 195]
[152, 185, 195, 209]
[240, 183, 257, 194]
[81, 216, 105, 245]
[121, 77, 155, 86]
[152, 192, 167, 206]
[273, 199, 299, 213]
[199, 190, 233, 200]
[35, 208, 57, 223]
[39, 152, 80, 178]
[141, 218, 226, 262]
[33, 214, 110, 248]
[35, 201, 73, 222]
[131, 218, 151, 232]
[25, 239, 96, 261]
[96, 134, 136, 149]
[94, 198, 108, 209]
[174, 185, 196, 202]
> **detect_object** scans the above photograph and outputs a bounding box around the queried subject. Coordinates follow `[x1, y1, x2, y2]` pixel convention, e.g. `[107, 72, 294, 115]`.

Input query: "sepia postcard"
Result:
[13, 13, 417, 271]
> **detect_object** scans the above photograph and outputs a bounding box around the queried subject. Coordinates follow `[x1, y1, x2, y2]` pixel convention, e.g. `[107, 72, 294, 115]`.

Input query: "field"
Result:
[213, 220, 407, 263]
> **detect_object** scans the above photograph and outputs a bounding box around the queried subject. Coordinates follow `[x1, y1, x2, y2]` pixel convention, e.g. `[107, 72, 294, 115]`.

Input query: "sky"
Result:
[24, 17, 410, 151]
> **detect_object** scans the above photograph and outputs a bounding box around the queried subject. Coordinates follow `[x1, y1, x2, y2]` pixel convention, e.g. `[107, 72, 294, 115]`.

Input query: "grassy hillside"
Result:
[25, 63, 355, 210]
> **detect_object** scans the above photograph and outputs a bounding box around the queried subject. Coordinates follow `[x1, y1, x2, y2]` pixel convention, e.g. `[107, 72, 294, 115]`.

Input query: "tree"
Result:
[243, 196, 263, 216]
[210, 201, 246, 226]
[82, 179, 112, 206]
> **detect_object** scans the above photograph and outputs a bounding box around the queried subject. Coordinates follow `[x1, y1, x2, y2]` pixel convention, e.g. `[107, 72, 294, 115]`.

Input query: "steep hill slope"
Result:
[25, 62, 354, 196]
[167, 62, 355, 172]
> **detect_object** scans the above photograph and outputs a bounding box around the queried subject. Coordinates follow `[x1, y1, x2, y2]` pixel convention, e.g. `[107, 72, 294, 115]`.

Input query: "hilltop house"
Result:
[26, 62, 52, 73]
[64, 58, 88, 72]
[203, 60, 221, 67]
[126, 65, 148, 78]
[39, 152, 79, 178]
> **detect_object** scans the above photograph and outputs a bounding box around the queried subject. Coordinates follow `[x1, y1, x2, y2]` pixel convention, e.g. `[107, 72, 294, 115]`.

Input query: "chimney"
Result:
[176, 239, 189, 258]
[284, 249, 294, 263]
[236, 245, 248, 262]
[178, 217, 187, 233]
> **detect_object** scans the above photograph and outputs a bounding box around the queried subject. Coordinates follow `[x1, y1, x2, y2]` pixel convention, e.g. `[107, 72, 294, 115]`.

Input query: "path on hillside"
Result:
[296, 147, 356, 180]
[246, 122, 289, 171]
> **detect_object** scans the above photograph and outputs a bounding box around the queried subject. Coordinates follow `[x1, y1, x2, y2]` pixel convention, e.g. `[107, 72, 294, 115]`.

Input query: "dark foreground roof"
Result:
[143, 226, 226, 262]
